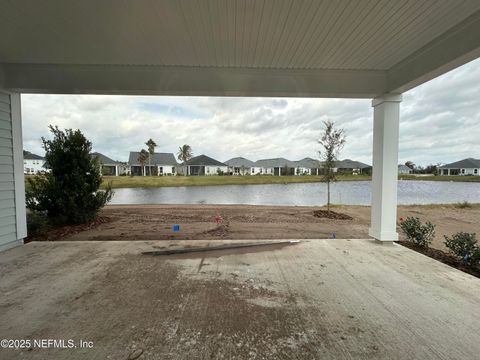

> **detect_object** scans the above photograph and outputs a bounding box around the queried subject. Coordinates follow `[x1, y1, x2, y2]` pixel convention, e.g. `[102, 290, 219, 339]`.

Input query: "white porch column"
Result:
[369, 93, 402, 242]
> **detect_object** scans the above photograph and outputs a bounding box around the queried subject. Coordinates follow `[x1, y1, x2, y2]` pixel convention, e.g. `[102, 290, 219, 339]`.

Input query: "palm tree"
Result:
[138, 149, 150, 176]
[177, 144, 193, 176]
[145, 138, 157, 176]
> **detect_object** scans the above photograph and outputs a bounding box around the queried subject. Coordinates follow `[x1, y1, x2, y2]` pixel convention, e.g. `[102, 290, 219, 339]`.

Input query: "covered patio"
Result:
[1, 239, 479, 359]
[1, 1, 480, 358]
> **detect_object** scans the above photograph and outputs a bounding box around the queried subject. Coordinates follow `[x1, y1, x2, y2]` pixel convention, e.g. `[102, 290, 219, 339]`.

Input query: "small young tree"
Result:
[318, 120, 346, 214]
[145, 138, 157, 176]
[138, 149, 150, 176]
[26, 126, 112, 224]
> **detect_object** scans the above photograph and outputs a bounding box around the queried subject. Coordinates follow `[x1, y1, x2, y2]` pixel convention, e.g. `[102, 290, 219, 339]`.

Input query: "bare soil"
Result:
[398, 241, 480, 278]
[58, 204, 480, 252]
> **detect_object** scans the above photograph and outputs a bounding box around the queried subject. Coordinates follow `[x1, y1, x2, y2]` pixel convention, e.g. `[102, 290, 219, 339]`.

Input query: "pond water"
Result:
[109, 180, 480, 206]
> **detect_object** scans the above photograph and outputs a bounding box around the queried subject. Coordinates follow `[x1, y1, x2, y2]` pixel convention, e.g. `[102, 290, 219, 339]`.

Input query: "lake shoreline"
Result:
[107, 180, 480, 206]
[100, 174, 480, 189]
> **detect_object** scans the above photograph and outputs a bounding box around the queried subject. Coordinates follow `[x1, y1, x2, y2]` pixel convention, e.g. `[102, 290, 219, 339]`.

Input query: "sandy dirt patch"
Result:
[60, 204, 480, 251]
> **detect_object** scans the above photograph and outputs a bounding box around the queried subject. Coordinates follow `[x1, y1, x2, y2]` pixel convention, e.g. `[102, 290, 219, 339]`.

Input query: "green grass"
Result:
[398, 175, 480, 182]
[25, 173, 480, 190]
[100, 174, 372, 189]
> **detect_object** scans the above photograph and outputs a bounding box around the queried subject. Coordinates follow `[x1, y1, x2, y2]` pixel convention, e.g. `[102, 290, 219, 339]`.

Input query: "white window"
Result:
[461, 169, 465, 174]
[474, 169, 478, 175]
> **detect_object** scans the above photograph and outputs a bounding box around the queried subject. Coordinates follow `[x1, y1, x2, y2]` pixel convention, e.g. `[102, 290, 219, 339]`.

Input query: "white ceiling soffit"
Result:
[1, 0, 480, 97]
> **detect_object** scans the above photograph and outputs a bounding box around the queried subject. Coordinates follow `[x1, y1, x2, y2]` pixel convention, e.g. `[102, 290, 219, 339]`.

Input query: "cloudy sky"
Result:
[21, 58, 480, 167]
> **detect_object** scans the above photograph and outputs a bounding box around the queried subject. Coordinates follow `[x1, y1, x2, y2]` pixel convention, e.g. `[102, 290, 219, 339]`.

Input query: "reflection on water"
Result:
[109, 180, 480, 206]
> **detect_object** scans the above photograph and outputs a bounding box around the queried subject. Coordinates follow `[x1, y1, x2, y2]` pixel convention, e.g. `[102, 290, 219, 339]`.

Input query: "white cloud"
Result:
[21, 58, 480, 166]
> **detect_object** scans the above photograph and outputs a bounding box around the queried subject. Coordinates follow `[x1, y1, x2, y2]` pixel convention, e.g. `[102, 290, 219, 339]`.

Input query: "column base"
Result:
[369, 228, 398, 242]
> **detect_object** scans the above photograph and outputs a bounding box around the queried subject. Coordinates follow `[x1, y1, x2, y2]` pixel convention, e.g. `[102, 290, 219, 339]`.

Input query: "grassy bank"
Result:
[100, 175, 371, 189]
[26, 174, 480, 190]
[398, 175, 480, 182]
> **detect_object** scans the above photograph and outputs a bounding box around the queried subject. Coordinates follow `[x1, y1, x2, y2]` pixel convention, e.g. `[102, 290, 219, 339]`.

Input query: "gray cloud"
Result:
[21, 58, 480, 166]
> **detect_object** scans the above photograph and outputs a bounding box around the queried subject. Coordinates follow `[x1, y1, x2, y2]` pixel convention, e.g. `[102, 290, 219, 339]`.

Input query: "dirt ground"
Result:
[63, 204, 480, 251]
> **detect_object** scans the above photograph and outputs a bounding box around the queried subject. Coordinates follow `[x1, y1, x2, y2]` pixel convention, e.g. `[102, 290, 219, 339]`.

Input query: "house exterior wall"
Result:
[251, 167, 264, 175]
[296, 167, 312, 175]
[205, 165, 228, 175]
[157, 165, 176, 175]
[0, 92, 26, 251]
[24, 158, 45, 174]
[441, 168, 480, 176]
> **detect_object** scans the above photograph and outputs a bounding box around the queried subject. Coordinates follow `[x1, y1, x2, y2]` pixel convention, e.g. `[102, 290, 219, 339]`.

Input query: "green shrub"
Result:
[455, 201, 472, 209]
[26, 126, 113, 225]
[399, 216, 436, 248]
[26, 211, 50, 239]
[444, 232, 480, 267]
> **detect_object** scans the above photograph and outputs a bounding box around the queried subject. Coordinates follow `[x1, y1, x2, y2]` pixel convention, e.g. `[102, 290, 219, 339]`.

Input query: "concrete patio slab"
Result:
[0, 239, 479, 359]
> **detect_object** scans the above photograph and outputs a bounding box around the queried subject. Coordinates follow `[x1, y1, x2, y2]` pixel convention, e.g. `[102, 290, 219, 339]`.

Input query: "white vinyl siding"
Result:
[0, 92, 25, 251]
[0, 92, 18, 249]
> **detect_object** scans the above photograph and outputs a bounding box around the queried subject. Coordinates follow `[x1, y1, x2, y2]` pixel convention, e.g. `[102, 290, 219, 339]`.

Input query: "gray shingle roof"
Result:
[23, 150, 44, 160]
[295, 157, 321, 168]
[91, 152, 121, 165]
[398, 164, 412, 171]
[255, 158, 297, 168]
[439, 158, 480, 169]
[224, 157, 256, 167]
[185, 155, 226, 166]
[335, 159, 371, 169]
[128, 152, 178, 166]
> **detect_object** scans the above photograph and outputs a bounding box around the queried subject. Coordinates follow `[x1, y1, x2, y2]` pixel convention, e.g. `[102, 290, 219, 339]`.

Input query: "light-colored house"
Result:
[439, 158, 480, 176]
[398, 164, 413, 175]
[128, 152, 177, 176]
[23, 150, 45, 175]
[183, 155, 228, 176]
[336, 159, 372, 175]
[294, 157, 322, 175]
[254, 158, 297, 176]
[91, 152, 127, 176]
[224, 157, 256, 175]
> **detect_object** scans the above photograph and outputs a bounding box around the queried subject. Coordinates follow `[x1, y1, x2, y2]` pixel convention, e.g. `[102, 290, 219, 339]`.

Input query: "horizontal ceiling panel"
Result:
[0, 0, 479, 71]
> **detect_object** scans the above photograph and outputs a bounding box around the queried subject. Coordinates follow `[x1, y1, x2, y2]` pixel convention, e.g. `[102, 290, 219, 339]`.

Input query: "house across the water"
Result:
[398, 164, 413, 175]
[294, 157, 321, 175]
[128, 152, 177, 176]
[335, 159, 372, 175]
[23, 150, 46, 175]
[224, 157, 256, 175]
[439, 158, 480, 176]
[254, 158, 297, 176]
[91, 152, 127, 176]
[183, 155, 228, 176]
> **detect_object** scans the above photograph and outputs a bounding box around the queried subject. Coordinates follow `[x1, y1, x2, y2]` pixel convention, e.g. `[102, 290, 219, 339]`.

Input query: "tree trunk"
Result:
[327, 181, 330, 214]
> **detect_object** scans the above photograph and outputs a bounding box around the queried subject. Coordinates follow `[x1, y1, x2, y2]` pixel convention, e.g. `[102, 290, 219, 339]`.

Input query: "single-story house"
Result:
[254, 158, 297, 176]
[398, 164, 413, 175]
[224, 157, 256, 175]
[335, 159, 372, 175]
[128, 152, 177, 176]
[294, 157, 322, 175]
[91, 152, 127, 176]
[439, 158, 480, 176]
[183, 155, 228, 176]
[23, 150, 46, 175]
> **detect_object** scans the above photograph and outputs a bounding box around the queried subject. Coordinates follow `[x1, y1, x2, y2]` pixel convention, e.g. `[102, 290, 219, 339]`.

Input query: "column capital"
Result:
[372, 93, 402, 107]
